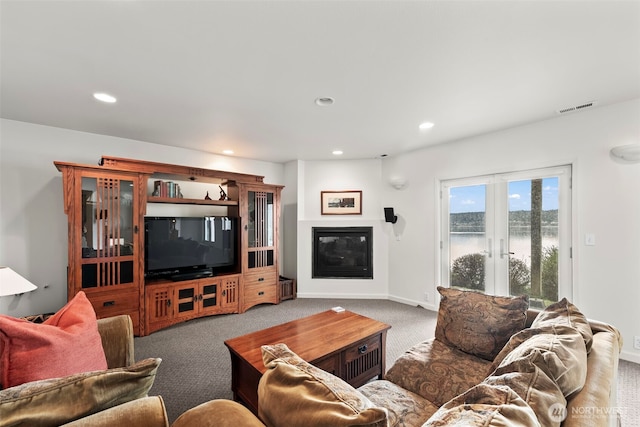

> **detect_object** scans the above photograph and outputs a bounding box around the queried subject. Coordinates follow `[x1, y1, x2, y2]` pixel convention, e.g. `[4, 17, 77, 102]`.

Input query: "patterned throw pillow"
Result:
[0, 291, 107, 388]
[435, 286, 529, 361]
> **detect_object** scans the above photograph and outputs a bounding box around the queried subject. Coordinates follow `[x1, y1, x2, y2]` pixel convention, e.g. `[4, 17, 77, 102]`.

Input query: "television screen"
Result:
[144, 216, 237, 278]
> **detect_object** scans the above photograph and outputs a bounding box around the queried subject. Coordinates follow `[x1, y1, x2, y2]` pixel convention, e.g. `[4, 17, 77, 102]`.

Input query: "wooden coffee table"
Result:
[224, 309, 391, 415]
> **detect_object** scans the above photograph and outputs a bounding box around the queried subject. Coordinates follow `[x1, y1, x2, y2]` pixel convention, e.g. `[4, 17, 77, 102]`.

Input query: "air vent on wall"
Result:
[556, 101, 598, 115]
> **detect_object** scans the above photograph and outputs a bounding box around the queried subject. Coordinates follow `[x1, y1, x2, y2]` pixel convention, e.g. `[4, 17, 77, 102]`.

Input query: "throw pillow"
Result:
[0, 291, 108, 388]
[259, 343, 388, 427]
[484, 356, 567, 426]
[435, 286, 529, 361]
[494, 325, 587, 398]
[424, 383, 540, 426]
[531, 298, 593, 353]
[0, 357, 161, 427]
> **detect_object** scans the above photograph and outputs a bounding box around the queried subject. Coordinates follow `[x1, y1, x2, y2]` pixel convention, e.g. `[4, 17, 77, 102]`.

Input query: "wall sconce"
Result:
[389, 176, 407, 190]
[0, 267, 38, 297]
[384, 207, 398, 224]
[610, 144, 640, 163]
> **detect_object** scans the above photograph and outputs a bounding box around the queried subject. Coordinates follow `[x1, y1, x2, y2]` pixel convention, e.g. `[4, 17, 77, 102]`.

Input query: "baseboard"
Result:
[295, 293, 439, 312]
[388, 294, 437, 312]
[296, 292, 389, 300]
[620, 350, 640, 364]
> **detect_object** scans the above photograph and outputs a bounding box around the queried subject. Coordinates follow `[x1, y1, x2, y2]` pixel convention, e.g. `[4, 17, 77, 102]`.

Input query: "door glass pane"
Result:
[248, 191, 256, 248]
[80, 260, 134, 288]
[267, 192, 274, 247]
[247, 190, 274, 250]
[508, 178, 559, 306]
[81, 177, 134, 258]
[448, 185, 487, 292]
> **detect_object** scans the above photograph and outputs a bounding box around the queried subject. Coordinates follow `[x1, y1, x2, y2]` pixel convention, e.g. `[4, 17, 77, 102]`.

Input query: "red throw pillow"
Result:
[0, 291, 108, 388]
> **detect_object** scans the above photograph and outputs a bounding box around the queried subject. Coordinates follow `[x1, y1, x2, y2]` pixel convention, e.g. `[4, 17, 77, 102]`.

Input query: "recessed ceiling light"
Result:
[419, 122, 434, 130]
[332, 150, 343, 155]
[222, 150, 234, 155]
[93, 92, 117, 103]
[315, 97, 335, 107]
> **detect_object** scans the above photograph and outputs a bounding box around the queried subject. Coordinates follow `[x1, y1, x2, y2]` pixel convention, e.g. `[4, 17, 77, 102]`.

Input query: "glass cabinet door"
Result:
[247, 190, 274, 269]
[80, 175, 136, 288]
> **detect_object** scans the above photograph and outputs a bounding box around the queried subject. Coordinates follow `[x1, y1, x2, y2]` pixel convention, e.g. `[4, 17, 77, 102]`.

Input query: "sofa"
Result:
[178, 287, 622, 427]
[1, 288, 622, 427]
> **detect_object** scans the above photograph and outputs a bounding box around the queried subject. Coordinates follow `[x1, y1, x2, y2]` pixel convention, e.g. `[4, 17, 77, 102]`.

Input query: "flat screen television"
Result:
[144, 216, 238, 280]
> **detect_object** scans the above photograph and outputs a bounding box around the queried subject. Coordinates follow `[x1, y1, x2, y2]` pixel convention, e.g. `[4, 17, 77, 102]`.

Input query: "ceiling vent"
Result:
[556, 101, 598, 115]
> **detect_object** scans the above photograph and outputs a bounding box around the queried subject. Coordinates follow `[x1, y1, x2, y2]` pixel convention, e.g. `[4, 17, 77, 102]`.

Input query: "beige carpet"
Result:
[135, 298, 640, 425]
[618, 360, 640, 426]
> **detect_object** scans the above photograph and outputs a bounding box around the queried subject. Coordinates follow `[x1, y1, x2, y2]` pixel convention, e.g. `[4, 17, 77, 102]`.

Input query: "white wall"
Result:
[0, 119, 285, 317]
[296, 159, 390, 299]
[381, 98, 640, 362]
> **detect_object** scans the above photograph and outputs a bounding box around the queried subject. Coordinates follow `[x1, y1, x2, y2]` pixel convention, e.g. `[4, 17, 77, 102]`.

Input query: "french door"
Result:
[440, 165, 572, 307]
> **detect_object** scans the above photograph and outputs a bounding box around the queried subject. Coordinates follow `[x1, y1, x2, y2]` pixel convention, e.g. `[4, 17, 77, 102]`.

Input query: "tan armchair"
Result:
[0, 315, 162, 427]
[96, 314, 136, 369]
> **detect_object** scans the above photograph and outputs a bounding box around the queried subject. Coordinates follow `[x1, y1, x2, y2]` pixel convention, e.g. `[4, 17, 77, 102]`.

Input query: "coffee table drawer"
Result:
[313, 354, 340, 377]
[343, 334, 383, 387]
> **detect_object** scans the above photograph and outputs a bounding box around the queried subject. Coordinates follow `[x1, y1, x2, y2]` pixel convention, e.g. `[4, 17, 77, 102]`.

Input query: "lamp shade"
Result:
[0, 267, 38, 296]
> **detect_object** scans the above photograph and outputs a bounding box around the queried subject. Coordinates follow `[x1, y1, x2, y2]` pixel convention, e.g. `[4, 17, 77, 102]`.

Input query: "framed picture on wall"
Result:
[321, 190, 362, 215]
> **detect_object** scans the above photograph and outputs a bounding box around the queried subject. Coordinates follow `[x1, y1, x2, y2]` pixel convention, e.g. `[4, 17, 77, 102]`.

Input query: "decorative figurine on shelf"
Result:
[219, 185, 229, 201]
[204, 191, 212, 200]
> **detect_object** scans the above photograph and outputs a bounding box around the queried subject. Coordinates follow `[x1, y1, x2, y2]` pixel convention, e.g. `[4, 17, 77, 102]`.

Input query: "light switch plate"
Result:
[585, 233, 596, 246]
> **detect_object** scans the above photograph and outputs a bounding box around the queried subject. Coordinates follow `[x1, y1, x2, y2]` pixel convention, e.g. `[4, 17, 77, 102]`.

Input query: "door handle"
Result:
[500, 239, 514, 259]
[482, 238, 493, 258]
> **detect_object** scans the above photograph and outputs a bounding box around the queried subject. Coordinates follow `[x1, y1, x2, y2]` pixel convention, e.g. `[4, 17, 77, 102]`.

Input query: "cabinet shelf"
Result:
[147, 196, 238, 206]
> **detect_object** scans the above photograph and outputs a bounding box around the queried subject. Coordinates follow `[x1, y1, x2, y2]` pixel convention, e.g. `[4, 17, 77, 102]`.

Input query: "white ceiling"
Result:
[1, 1, 639, 163]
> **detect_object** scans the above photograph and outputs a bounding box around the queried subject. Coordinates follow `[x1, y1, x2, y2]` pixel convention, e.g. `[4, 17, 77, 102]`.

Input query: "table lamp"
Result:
[0, 267, 38, 297]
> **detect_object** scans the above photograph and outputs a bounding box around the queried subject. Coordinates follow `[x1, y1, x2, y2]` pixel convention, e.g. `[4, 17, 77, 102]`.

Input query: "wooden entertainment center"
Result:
[55, 156, 287, 336]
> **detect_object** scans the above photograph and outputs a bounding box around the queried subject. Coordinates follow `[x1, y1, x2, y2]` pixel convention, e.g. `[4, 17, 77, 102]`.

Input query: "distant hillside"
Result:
[450, 210, 558, 233]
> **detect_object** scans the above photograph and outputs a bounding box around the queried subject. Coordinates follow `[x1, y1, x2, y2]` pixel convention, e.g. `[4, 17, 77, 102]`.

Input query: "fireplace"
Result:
[312, 227, 373, 279]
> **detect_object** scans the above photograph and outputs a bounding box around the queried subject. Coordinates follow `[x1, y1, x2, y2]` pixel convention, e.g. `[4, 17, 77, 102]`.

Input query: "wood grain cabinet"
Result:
[55, 163, 146, 335]
[146, 275, 240, 334]
[56, 157, 284, 336]
[238, 184, 283, 313]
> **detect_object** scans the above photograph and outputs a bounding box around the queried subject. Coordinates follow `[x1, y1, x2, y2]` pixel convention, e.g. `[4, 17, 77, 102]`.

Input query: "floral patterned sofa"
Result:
[172, 286, 622, 427]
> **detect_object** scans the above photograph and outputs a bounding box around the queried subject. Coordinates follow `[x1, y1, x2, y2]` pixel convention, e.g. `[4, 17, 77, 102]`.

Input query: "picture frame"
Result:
[321, 190, 362, 215]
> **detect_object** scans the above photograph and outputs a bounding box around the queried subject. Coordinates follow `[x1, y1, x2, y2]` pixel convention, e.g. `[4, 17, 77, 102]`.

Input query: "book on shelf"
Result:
[152, 180, 183, 198]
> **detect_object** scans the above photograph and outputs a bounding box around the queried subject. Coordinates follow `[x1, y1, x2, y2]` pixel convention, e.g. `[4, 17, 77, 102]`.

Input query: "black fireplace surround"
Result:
[312, 227, 373, 279]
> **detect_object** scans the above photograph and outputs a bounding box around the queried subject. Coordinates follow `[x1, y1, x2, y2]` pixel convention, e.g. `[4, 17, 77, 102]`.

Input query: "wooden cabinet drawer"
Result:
[89, 289, 140, 331]
[243, 283, 277, 308]
[243, 270, 277, 287]
[89, 289, 139, 317]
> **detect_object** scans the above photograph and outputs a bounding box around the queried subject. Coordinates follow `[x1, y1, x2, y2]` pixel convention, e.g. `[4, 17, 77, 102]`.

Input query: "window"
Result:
[440, 165, 572, 307]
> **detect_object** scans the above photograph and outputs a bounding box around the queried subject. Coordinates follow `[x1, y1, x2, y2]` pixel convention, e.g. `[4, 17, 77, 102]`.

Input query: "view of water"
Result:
[450, 229, 558, 267]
